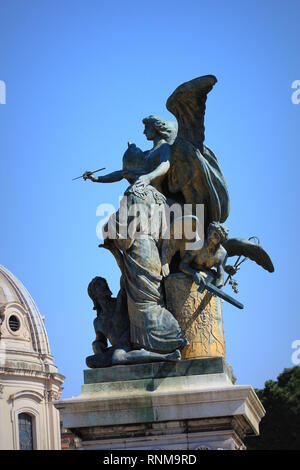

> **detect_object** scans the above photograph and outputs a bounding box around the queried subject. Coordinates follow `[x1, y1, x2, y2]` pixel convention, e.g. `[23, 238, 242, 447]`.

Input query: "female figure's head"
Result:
[142, 115, 177, 144]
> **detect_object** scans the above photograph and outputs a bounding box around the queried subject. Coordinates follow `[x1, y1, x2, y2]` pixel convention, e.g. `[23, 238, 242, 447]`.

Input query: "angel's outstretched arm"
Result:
[84, 170, 124, 183]
[85, 169, 146, 184]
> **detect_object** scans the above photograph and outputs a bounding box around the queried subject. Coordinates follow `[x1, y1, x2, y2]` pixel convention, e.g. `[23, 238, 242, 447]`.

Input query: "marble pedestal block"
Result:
[55, 358, 265, 450]
[165, 273, 225, 359]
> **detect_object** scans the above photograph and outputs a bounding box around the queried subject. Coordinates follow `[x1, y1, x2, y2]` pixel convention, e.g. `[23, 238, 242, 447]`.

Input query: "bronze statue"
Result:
[86, 276, 185, 368]
[79, 75, 274, 368]
[84, 76, 229, 230]
[162, 220, 274, 310]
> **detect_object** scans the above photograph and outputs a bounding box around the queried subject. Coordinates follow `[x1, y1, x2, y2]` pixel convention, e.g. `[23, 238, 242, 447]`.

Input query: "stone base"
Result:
[55, 358, 265, 450]
[165, 273, 225, 359]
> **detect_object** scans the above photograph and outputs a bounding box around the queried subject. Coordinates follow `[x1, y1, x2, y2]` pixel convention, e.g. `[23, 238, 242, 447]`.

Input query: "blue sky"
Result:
[0, 0, 299, 397]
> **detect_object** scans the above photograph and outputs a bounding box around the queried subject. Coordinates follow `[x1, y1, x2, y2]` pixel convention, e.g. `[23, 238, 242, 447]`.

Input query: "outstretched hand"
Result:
[83, 171, 93, 181]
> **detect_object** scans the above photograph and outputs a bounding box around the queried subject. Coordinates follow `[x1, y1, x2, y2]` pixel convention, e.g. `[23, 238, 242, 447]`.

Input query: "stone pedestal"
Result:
[165, 274, 225, 359]
[55, 358, 265, 450]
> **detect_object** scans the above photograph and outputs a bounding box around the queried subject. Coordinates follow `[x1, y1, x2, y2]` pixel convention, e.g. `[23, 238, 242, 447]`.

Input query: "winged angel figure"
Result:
[83, 75, 274, 367]
[84, 75, 229, 230]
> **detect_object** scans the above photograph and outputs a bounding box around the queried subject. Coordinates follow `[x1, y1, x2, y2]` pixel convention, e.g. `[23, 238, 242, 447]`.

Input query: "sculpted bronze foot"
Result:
[111, 347, 181, 366]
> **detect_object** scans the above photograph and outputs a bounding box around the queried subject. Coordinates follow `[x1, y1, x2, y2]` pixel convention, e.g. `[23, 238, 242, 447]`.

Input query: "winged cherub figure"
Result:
[178, 222, 229, 289]
[162, 220, 274, 293]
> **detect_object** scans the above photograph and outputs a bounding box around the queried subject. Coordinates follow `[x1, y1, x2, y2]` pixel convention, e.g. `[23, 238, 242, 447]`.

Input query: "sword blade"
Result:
[203, 282, 244, 310]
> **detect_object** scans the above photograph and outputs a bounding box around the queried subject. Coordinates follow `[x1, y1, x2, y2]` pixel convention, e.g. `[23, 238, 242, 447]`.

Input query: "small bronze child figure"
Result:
[178, 222, 229, 288]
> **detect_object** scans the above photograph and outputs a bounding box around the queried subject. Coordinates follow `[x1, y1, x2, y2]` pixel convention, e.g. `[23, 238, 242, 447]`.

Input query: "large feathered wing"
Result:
[165, 75, 230, 226]
[223, 238, 275, 273]
[166, 75, 217, 152]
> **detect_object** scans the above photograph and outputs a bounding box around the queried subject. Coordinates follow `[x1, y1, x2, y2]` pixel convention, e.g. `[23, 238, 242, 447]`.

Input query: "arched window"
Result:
[18, 413, 34, 450]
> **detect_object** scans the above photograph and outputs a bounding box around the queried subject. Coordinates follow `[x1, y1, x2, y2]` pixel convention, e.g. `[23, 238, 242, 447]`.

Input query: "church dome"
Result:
[0, 265, 64, 450]
[0, 265, 50, 356]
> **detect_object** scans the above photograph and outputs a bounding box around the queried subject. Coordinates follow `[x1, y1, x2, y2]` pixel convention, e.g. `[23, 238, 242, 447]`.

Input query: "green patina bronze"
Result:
[81, 76, 274, 369]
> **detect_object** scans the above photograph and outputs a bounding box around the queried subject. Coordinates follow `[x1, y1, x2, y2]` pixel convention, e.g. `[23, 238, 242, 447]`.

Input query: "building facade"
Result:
[0, 265, 64, 450]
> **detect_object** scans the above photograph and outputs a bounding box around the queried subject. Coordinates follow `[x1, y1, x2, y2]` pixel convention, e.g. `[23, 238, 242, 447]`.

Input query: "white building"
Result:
[0, 265, 64, 450]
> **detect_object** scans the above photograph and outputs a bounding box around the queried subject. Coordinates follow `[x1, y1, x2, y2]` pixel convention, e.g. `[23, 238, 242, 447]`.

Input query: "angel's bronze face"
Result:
[143, 122, 157, 141]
